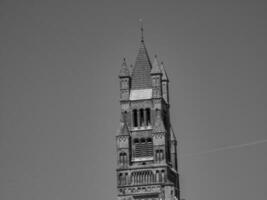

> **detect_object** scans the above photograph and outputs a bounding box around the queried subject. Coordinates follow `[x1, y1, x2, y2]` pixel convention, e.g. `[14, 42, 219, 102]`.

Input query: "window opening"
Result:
[146, 108, 151, 126]
[133, 109, 138, 127]
[140, 109, 144, 126]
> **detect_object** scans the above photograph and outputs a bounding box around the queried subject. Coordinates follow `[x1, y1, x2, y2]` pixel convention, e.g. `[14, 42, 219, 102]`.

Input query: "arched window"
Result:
[134, 173, 137, 184]
[119, 152, 127, 166]
[137, 172, 140, 184]
[130, 173, 134, 185]
[140, 109, 144, 126]
[155, 150, 159, 162]
[160, 150, 164, 161]
[157, 77, 160, 85]
[156, 170, 159, 182]
[133, 109, 138, 127]
[119, 152, 122, 164]
[161, 170, 165, 183]
[145, 108, 151, 126]
[125, 173, 128, 185]
[134, 138, 139, 144]
[155, 149, 164, 162]
[140, 138, 146, 143]
[119, 173, 123, 185]
[123, 152, 127, 166]
[159, 170, 162, 182]
[147, 171, 151, 183]
[152, 78, 156, 85]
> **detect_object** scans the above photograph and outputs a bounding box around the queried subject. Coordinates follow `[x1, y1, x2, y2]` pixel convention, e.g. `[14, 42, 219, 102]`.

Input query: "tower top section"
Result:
[119, 25, 170, 103]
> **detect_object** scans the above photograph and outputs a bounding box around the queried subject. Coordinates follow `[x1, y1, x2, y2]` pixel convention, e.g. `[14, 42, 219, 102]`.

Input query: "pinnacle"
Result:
[160, 62, 168, 81]
[119, 57, 130, 78]
[151, 55, 162, 74]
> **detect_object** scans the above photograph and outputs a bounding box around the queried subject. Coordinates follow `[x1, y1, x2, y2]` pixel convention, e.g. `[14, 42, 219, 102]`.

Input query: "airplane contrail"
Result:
[182, 138, 267, 158]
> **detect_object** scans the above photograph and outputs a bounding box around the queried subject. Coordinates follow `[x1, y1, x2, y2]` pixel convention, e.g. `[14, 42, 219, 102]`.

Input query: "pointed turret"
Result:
[119, 58, 130, 78]
[119, 58, 131, 101]
[160, 62, 169, 81]
[151, 55, 162, 98]
[160, 62, 169, 103]
[151, 55, 162, 74]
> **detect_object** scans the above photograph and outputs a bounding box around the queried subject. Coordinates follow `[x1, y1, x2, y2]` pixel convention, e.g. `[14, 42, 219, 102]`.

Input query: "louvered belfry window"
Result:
[134, 138, 153, 157]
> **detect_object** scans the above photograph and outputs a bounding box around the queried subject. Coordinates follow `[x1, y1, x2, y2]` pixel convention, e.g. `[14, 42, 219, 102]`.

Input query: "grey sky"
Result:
[0, 1, 267, 200]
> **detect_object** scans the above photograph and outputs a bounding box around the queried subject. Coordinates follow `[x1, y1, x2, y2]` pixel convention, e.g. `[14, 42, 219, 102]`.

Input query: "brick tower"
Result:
[116, 28, 180, 200]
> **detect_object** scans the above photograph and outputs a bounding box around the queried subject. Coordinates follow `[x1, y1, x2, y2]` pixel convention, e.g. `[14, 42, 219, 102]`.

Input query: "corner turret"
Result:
[151, 55, 162, 99]
[160, 62, 169, 103]
[119, 58, 131, 101]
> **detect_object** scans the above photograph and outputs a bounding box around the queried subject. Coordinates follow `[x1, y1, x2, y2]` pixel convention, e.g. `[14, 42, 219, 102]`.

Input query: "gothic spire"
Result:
[131, 24, 152, 89]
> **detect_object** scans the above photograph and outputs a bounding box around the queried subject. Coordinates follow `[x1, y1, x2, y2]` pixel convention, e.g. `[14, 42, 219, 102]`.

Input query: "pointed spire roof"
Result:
[160, 62, 169, 81]
[131, 24, 152, 89]
[151, 55, 162, 74]
[131, 40, 152, 89]
[117, 113, 130, 136]
[119, 58, 130, 78]
[153, 110, 166, 133]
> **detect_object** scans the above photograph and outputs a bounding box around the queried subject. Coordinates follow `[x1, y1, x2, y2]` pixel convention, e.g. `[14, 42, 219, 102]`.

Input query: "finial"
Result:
[139, 18, 144, 41]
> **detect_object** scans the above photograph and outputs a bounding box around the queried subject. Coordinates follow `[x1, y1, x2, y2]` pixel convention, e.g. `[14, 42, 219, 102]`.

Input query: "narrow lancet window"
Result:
[133, 109, 138, 127]
[140, 109, 144, 126]
[145, 108, 151, 126]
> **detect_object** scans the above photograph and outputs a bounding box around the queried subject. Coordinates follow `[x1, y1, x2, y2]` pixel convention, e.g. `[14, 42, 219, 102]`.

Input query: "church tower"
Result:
[116, 27, 180, 200]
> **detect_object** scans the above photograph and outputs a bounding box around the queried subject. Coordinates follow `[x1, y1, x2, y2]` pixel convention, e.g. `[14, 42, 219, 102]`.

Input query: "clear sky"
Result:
[0, 1, 267, 200]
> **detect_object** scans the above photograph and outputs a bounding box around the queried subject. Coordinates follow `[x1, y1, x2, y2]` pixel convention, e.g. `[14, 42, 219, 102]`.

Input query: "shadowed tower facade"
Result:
[116, 30, 180, 200]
